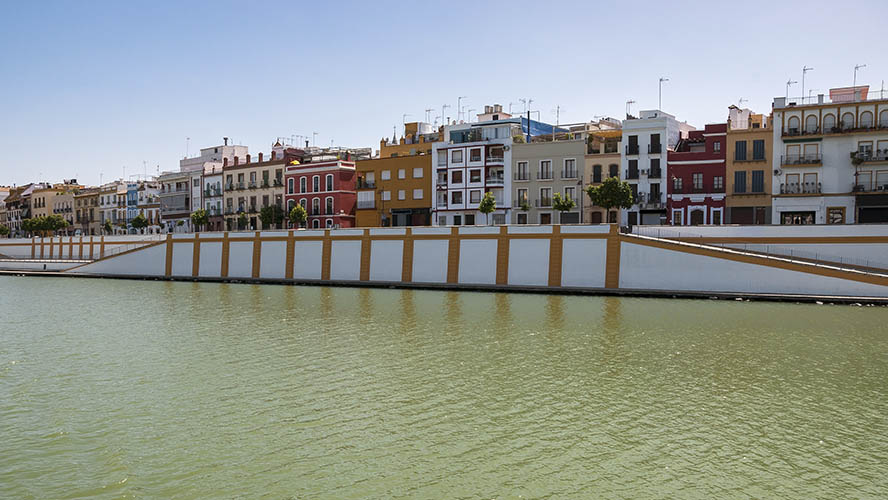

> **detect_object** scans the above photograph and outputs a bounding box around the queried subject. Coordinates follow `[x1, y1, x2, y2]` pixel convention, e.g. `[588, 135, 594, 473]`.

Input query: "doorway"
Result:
[690, 209, 704, 225]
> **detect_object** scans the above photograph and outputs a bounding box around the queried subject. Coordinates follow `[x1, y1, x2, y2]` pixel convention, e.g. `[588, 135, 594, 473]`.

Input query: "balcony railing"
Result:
[780, 182, 821, 194]
[734, 152, 767, 162]
[650, 168, 662, 177]
[485, 176, 504, 186]
[535, 198, 552, 207]
[561, 169, 577, 179]
[625, 169, 639, 180]
[781, 154, 822, 165]
[357, 200, 375, 209]
[648, 144, 662, 154]
[248, 181, 258, 189]
[783, 127, 822, 137]
[854, 150, 888, 163]
[357, 180, 377, 189]
[486, 156, 504, 164]
[236, 182, 246, 190]
[513, 172, 529, 181]
[626, 144, 639, 155]
[274, 179, 284, 187]
[536, 171, 553, 180]
[853, 183, 888, 193]
[436, 178, 448, 187]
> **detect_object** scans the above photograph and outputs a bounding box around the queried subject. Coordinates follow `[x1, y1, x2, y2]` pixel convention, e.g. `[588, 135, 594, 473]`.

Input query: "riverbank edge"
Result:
[2, 269, 886, 306]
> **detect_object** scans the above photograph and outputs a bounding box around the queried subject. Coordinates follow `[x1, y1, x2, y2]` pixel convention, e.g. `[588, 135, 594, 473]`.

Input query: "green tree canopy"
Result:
[552, 192, 576, 213]
[259, 204, 285, 229]
[478, 191, 497, 224]
[191, 209, 209, 232]
[288, 204, 307, 228]
[585, 177, 633, 216]
[130, 213, 149, 231]
[0, 224, 9, 236]
[22, 215, 68, 236]
[103, 220, 113, 234]
[236, 212, 249, 230]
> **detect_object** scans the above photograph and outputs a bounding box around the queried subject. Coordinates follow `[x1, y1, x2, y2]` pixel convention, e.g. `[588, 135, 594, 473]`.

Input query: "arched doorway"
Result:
[690, 209, 705, 225]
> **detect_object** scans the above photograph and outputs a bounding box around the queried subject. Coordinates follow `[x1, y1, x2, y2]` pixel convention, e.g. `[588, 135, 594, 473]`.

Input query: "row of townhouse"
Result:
[4, 85, 887, 235]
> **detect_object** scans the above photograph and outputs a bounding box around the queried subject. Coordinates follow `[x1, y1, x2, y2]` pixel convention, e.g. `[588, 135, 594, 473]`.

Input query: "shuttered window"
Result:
[734, 171, 747, 193]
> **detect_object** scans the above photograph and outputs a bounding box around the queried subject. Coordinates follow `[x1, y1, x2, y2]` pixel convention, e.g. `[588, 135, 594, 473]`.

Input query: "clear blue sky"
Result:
[1, 0, 886, 186]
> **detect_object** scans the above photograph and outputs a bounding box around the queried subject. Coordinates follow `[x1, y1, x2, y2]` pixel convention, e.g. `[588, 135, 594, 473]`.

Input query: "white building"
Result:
[771, 86, 888, 224]
[621, 110, 695, 225]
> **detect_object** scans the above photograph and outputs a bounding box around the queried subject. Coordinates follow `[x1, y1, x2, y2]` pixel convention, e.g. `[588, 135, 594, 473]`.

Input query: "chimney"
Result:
[233, 156, 239, 166]
[258, 152, 263, 162]
[223, 137, 229, 146]
[305, 140, 310, 148]
[271, 151, 276, 160]
[246, 154, 251, 163]
[223, 158, 228, 167]
[818, 93, 824, 104]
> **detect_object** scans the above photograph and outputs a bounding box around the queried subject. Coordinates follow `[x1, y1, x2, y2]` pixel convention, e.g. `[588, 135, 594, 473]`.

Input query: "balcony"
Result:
[561, 169, 578, 179]
[625, 169, 639, 180]
[648, 144, 662, 154]
[783, 127, 822, 137]
[357, 179, 377, 189]
[274, 179, 284, 187]
[486, 155, 504, 165]
[248, 181, 258, 189]
[650, 168, 662, 177]
[781, 154, 822, 166]
[236, 182, 246, 190]
[536, 171, 553, 180]
[854, 183, 888, 193]
[734, 152, 767, 162]
[780, 182, 821, 194]
[436, 177, 448, 188]
[626, 144, 639, 155]
[853, 150, 888, 163]
[513, 172, 529, 181]
[485, 175, 505, 186]
[535, 198, 552, 207]
[357, 200, 375, 209]
[225, 183, 234, 191]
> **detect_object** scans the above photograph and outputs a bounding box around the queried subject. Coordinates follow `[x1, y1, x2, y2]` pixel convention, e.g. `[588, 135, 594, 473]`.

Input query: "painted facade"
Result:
[284, 160, 357, 229]
[511, 139, 585, 224]
[584, 125, 623, 223]
[725, 107, 772, 224]
[222, 150, 290, 231]
[771, 87, 888, 224]
[667, 123, 727, 225]
[75, 189, 100, 235]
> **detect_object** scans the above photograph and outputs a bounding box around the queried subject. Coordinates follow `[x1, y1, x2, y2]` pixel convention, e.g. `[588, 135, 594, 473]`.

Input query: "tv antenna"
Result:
[785, 79, 798, 99]
[658, 77, 669, 110]
[853, 64, 866, 88]
[801, 66, 813, 103]
[626, 100, 636, 117]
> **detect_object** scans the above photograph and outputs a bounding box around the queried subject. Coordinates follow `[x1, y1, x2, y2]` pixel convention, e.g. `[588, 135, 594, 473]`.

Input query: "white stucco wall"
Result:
[508, 239, 549, 286]
[330, 240, 361, 281]
[561, 239, 607, 288]
[293, 241, 322, 279]
[458, 239, 497, 285]
[227, 240, 253, 278]
[412, 240, 448, 283]
[199, 242, 222, 277]
[259, 241, 287, 279]
[369, 240, 403, 282]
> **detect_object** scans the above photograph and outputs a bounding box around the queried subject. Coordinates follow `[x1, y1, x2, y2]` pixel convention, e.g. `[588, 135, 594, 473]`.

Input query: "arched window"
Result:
[805, 115, 818, 133]
[287, 178, 294, 194]
[312, 219, 320, 229]
[325, 219, 333, 228]
[325, 174, 333, 191]
[860, 111, 874, 128]
[823, 113, 836, 131]
[312, 176, 320, 192]
[880, 109, 888, 128]
[312, 197, 320, 215]
[299, 177, 306, 193]
[787, 116, 800, 133]
[841, 112, 854, 129]
[299, 198, 307, 209]
[325, 197, 333, 215]
[287, 199, 295, 211]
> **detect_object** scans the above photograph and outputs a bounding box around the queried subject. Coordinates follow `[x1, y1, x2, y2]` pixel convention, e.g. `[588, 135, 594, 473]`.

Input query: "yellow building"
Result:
[584, 128, 623, 223]
[726, 107, 773, 224]
[75, 189, 100, 235]
[355, 123, 440, 227]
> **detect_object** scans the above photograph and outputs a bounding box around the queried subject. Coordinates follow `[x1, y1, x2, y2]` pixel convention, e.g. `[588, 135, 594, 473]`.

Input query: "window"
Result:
[437, 191, 447, 207]
[470, 190, 481, 203]
[262, 195, 269, 208]
[564, 186, 575, 201]
[312, 176, 320, 192]
[827, 207, 845, 224]
[540, 187, 552, 206]
[750, 171, 763, 193]
[609, 164, 619, 178]
[325, 197, 333, 215]
[413, 167, 423, 178]
[860, 111, 874, 128]
[193, 178, 200, 187]
[326, 219, 333, 228]
[300, 177, 306, 193]
[451, 170, 463, 184]
[312, 198, 320, 215]
[713, 141, 721, 152]
[841, 112, 854, 129]
[563, 158, 577, 178]
[752, 140, 765, 160]
[787, 116, 800, 133]
[398, 169, 406, 179]
[312, 219, 320, 229]
[465, 214, 475, 225]
[823, 113, 836, 131]
[517, 213, 527, 224]
[469, 148, 481, 162]
[628, 160, 639, 179]
[516, 162, 528, 181]
[650, 158, 660, 176]
[539, 160, 552, 179]
[517, 188, 528, 205]
[451, 150, 463, 163]
[469, 169, 482, 183]
[288, 199, 295, 211]
[673, 177, 683, 192]
[451, 191, 463, 204]
[734, 140, 747, 161]
[300, 198, 307, 209]
[398, 190, 406, 200]
[381, 170, 391, 181]
[713, 176, 724, 191]
[593, 165, 602, 183]
[382, 191, 391, 201]
[326, 174, 333, 191]
[438, 216, 447, 226]
[412, 189, 423, 200]
[672, 210, 683, 226]
[287, 178, 294, 194]
[438, 152, 448, 167]
[453, 215, 462, 226]
[734, 171, 747, 193]
[805, 115, 818, 133]
[650, 183, 660, 199]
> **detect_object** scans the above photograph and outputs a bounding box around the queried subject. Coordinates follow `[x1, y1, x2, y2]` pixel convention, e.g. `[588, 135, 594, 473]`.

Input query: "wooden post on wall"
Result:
[547, 225, 563, 287]
[496, 226, 510, 285]
[446, 227, 460, 284]
[192, 235, 201, 277]
[321, 230, 332, 281]
[401, 228, 414, 282]
[251, 231, 262, 279]
[285, 230, 295, 280]
[220, 232, 230, 278]
[359, 229, 371, 281]
[604, 224, 622, 289]
[164, 234, 174, 277]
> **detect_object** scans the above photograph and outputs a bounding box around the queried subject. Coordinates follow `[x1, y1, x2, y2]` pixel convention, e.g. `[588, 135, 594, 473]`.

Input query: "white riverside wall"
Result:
[633, 225, 888, 269]
[2, 225, 887, 299]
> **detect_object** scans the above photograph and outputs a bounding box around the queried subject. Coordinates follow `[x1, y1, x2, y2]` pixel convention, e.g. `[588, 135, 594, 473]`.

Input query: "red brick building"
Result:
[667, 123, 727, 225]
[284, 160, 357, 229]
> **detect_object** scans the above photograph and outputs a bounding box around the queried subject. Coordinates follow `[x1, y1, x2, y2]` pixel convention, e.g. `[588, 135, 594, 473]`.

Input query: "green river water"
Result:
[1, 276, 887, 499]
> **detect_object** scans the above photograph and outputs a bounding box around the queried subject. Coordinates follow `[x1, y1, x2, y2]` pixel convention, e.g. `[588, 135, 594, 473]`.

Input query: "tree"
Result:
[0, 224, 8, 237]
[103, 219, 113, 235]
[552, 192, 576, 223]
[237, 213, 248, 231]
[585, 176, 634, 224]
[259, 204, 285, 230]
[191, 209, 209, 232]
[478, 191, 497, 225]
[289, 204, 307, 228]
[130, 213, 149, 233]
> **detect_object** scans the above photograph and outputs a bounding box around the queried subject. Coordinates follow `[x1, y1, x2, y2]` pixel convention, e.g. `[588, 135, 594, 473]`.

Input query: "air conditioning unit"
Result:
[774, 169, 781, 176]
[503, 145, 510, 151]
[641, 169, 649, 175]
